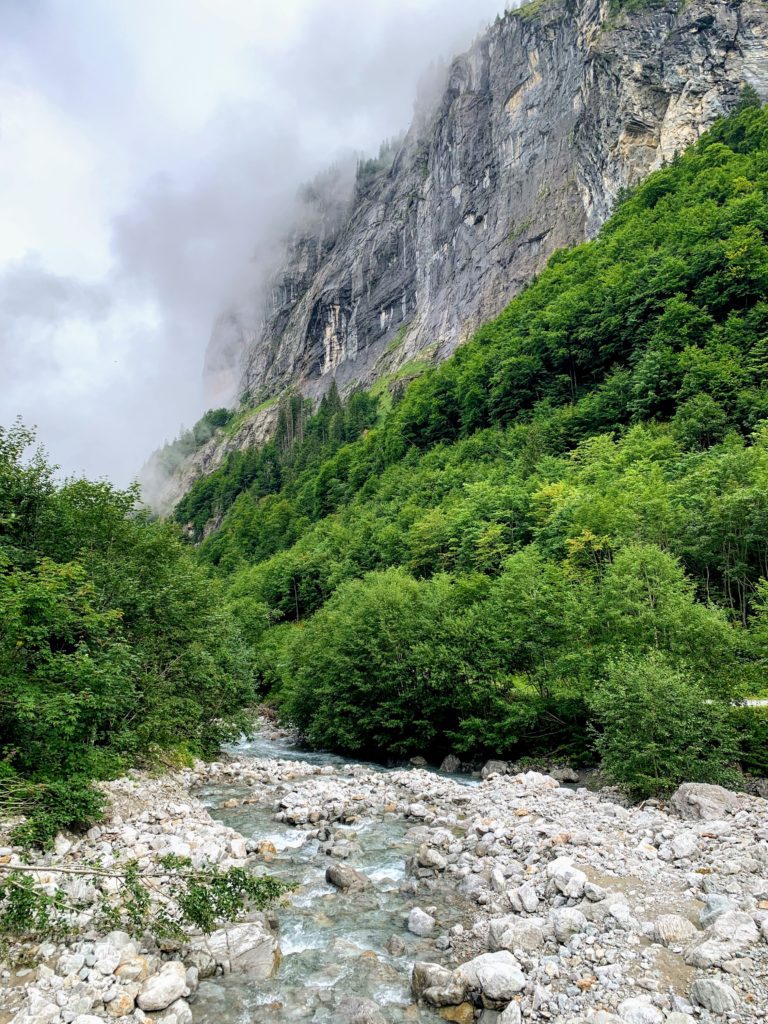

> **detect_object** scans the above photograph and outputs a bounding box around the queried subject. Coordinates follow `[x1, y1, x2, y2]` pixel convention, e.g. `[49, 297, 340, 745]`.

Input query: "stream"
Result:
[190, 731, 479, 1022]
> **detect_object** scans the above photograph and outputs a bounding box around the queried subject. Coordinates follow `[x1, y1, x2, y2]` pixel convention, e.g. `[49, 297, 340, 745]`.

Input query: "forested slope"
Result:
[176, 100, 768, 796]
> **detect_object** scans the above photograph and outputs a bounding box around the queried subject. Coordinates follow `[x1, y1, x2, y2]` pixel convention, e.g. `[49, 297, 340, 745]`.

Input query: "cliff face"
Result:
[217, 0, 768, 403]
[150, 0, 768, 511]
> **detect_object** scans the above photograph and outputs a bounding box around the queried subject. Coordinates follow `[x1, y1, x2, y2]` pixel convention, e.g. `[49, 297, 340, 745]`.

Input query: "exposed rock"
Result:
[482, 760, 510, 780]
[440, 754, 462, 774]
[408, 906, 437, 937]
[652, 914, 698, 946]
[669, 782, 739, 820]
[336, 995, 388, 1024]
[188, 919, 278, 976]
[616, 996, 664, 1024]
[325, 862, 372, 891]
[456, 950, 526, 1007]
[137, 960, 187, 1012]
[153, 0, 768, 515]
[690, 976, 740, 1013]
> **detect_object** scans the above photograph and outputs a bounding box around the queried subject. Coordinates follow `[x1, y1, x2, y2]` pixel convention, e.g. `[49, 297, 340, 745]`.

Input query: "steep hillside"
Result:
[174, 102, 768, 790]
[148, 0, 768, 511]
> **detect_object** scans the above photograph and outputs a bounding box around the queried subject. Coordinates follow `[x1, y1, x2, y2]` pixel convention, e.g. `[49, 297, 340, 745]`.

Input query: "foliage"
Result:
[590, 654, 742, 798]
[0, 421, 255, 841]
[0, 860, 293, 941]
[164, 105, 768, 792]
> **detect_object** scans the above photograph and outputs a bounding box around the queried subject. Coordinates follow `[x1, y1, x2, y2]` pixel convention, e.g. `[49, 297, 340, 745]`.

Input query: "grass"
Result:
[223, 396, 280, 437]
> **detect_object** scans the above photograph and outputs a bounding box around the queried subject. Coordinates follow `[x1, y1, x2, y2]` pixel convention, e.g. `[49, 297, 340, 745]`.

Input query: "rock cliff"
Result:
[149, 0, 768, 511]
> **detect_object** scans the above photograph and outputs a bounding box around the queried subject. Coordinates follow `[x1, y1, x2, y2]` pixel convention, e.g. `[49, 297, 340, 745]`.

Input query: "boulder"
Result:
[156, 999, 194, 1024]
[440, 754, 462, 773]
[669, 783, 738, 820]
[550, 906, 587, 942]
[412, 962, 467, 1006]
[488, 914, 548, 952]
[684, 909, 760, 967]
[408, 907, 436, 936]
[616, 996, 664, 1024]
[690, 977, 740, 1014]
[481, 760, 509, 779]
[188, 919, 278, 977]
[137, 961, 188, 1012]
[417, 844, 447, 871]
[456, 950, 526, 1007]
[337, 995, 388, 1024]
[546, 856, 587, 898]
[326, 862, 372, 891]
[498, 1003, 522, 1024]
[652, 914, 698, 946]
[551, 767, 579, 783]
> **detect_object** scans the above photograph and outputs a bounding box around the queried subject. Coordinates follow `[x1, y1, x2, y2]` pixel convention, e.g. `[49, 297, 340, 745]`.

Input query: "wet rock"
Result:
[325, 862, 372, 891]
[690, 976, 740, 1013]
[669, 783, 738, 820]
[408, 906, 436, 936]
[137, 960, 187, 1011]
[386, 934, 406, 956]
[412, 962, 468, 1006]
[439, 1005, 474, 1024]
[336, 995, 388, 1024]
[188, 919, 278, 976]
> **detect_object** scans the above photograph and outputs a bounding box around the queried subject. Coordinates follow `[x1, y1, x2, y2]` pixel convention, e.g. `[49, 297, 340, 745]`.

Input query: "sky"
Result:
[0, 0, 507, 485]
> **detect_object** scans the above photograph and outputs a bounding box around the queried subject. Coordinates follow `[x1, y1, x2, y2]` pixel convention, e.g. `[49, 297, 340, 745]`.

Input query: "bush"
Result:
[590, 653, 742, 798]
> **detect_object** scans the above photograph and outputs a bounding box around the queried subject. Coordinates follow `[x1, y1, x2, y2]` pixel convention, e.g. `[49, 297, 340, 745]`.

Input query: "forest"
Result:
[3, 100, 768, 846]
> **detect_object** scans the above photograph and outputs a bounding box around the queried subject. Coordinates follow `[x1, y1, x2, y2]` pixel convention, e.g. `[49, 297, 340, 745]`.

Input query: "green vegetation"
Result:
[151, 407, 235, 476]
[0, 421, 255, 844]
[173, 100, 768, 795]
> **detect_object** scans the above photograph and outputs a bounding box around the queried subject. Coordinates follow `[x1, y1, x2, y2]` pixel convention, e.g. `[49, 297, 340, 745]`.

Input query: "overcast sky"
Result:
[0, 0, 507, 485]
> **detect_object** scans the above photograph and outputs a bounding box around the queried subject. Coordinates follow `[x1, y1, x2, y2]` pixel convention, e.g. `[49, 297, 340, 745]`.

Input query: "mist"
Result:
[0, 0, 508, 486]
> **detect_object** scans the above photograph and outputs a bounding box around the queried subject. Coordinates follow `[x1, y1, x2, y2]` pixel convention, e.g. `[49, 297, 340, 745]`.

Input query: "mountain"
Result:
[145, 0, 768, 511]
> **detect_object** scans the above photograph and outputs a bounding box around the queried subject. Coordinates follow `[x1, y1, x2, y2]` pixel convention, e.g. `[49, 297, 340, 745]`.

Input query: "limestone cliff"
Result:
[150, 0, 768, 511]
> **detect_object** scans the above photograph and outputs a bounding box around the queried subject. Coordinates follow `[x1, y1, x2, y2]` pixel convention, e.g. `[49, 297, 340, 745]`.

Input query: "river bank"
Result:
[2, 730, 767, 1024]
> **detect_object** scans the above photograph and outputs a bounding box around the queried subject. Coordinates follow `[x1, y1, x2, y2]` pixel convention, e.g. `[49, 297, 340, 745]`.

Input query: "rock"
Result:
[616, 996, 664, 1024]
[105, 991, 135, 1017]
[114, 954, 151, 982]
[386, 934, 406, 955]
[456, 950, 526, 1007]
[337, 995, 387, 1024]
[440, 754, 462, 773]
[156, 999, 194, 1024]
[669, 783, 738, 820]
[72, 1017, 106, 1024]
[511, 882, 538, 914]
[410, 756, 429, 768]
[498, 1003, 522, 1024]
[546, 856, 587, 898]
[685, 910, 760, 966]
[137, 961, 187, 1012]
[659, 831, 698, 860]
[551, 767, 579, 783]
[699, 894, 736, 928]
[439, 1005, 474, 1024]
[189, 919, 279, 976]
[488, 915, 548, 952]
[652, 914, 698, 946]
[417, 844, 447, 871]
[690, 977, 740, 1014]
[326, 862, 372, 891]
[550, 907, 587, 942]
[482, 760, 509, 779]
[412, 962, 467, 1007]
[408, 906, 436, 936]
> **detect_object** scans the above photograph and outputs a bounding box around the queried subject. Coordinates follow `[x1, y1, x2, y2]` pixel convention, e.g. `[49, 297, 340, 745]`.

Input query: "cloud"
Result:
[0, 0, 506, 486]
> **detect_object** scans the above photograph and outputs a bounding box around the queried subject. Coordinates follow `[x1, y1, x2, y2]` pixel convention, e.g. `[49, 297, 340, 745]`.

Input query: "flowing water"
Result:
[191, 732, 479, 1022]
